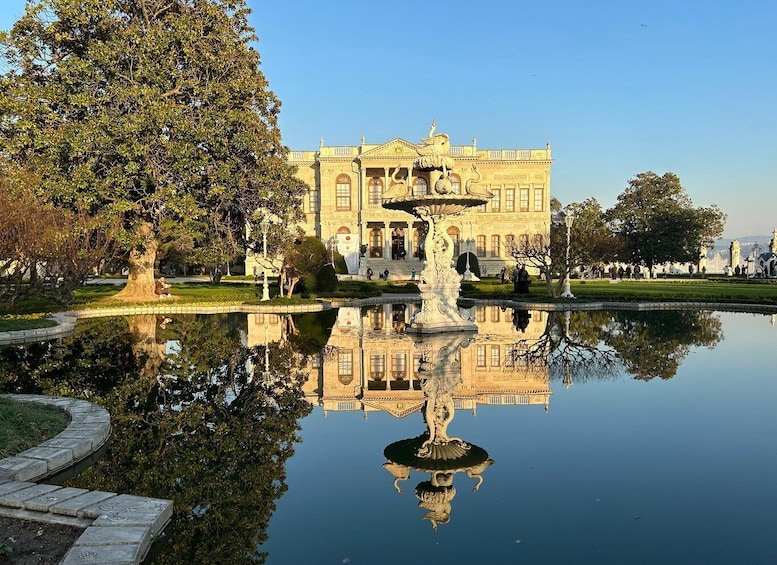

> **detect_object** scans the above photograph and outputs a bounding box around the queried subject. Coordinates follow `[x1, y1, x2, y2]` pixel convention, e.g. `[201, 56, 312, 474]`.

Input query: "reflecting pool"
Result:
[2, 306, 776, 564]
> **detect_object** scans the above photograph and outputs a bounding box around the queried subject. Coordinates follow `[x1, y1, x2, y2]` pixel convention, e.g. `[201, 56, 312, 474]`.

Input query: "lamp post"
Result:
[260, 212, 271, 301]
[561, 212, 575, 298]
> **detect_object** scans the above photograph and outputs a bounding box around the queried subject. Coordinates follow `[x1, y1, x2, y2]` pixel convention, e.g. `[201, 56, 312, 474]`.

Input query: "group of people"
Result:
[366, 267, 390, 281]
[155, 277, 172, 298]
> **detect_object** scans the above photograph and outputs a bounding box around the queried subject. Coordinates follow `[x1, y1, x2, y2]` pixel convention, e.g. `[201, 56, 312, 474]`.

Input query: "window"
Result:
[370, 228, 383, 258]
[476, 345, 486, 367]
[338, 351, 353, 376]
[308, 190, 319, 213]
[519, 234, 529, 250]
[491, 235, 500, 257]
[413, 178, 427, 197]
[392, 353, 407, 378]
[369, 306, 384, 330]
[505, 189, 515, 212]
[490, 345, 500, 367]
[368, 177, 383, 205]
[533, 187, 544, 211]
[370, 354, 385, 379]
[506, 234, 515, 252]
[447, 227, 460, 257]
[336, 174, 351, 210]
[450, 173, 461, 195]
[476, 306, 486, 322]
[490, 307, 500, 322]
[490, 189, 501, 212]
[476, 235, 486, 257]
[533, 234, 544, 248]
[520, 188, 529, 212]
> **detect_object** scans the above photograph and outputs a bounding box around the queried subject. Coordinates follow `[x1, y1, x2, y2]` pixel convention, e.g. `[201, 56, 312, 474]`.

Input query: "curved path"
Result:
[0, 395, 172, 565]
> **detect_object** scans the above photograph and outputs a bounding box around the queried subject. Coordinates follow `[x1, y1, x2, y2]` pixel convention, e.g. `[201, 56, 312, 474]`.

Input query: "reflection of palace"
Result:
[245, 134, 553, 278]
[245, 304, 551, 416]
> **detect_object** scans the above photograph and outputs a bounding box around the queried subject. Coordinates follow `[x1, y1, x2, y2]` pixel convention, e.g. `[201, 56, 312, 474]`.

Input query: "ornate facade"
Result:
[247, 134, 553, 278]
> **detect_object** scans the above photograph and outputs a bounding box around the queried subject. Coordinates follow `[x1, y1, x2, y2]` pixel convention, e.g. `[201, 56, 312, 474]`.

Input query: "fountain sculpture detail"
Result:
[383, 122, 493, 333]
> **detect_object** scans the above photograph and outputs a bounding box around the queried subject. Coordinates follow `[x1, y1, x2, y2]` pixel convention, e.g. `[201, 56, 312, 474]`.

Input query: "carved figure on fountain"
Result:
[382, 164, 412, 200]
[465, 165, 492, 198]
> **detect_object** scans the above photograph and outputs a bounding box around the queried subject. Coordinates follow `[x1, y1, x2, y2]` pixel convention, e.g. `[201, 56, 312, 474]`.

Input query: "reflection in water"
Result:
[382, 332, 494, 531]
[0, 305, 737, 561]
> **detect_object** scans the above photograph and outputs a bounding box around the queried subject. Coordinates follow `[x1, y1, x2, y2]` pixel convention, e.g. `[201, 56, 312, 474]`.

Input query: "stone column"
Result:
[384, 222, 390, 259]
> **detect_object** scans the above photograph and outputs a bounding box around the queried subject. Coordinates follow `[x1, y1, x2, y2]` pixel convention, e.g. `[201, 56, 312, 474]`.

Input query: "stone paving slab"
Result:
[23, 486, 89, 512]
[0, 455, 49, 481]
[60, 542, 143, 565]
[16, 445, 74, 473]
[87, 494, 173, 534]
[38, 436, 94, 460]
[51, 490, 117, 518]
[0, 480, 36, 496]
[75, 525, 151, 550]
[0, 483, 60, 508]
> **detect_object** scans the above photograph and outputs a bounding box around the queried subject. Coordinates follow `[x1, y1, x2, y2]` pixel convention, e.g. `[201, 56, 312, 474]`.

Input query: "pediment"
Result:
[359, 138, 420, 160]
[362, 399, 424, 419]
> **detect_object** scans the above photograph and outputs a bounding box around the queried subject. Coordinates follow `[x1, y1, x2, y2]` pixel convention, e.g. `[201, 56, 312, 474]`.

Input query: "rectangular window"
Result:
[491, 235, 500, 257]
[490, 307, 500, 322]
[308, 190, 319, 213]
[491, 189, 501, 212]
[392, 353, 407, 378]
[476, 235, 486, 257]
[490, 345, 500, 367]
[336, 183, 351, 210]
[476, 345, 486, 367]
[519, 234, 529, 250]
[476, 306, 486, 322]
[368, 181, 383, 205]
[520, 188, 529, 212]
[505, 189, 515, 212]
[533, 188, 544, 211]
[338, 351, 353, 376]
[370, 354, 385, 379]
[505, 234, 515, 252]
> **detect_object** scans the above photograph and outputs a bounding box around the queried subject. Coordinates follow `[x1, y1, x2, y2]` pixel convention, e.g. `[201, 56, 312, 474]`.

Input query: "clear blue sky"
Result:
[2, 0, 775, 240]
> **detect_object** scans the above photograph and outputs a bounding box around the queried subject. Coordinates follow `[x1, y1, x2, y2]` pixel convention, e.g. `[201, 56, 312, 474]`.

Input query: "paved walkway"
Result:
[0, 395, 172, 565]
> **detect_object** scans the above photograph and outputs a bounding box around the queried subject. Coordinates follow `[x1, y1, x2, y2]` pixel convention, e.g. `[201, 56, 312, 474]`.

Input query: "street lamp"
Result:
[260, 211, 272, 301]
[561, 212, 575, 298]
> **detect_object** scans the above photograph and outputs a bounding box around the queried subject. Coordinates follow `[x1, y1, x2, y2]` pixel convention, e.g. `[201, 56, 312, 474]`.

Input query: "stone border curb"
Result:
[0, 395, 172, 564]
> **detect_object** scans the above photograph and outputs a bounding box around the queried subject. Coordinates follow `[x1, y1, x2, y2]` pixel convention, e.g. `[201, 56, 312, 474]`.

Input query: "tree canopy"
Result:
[0, 0, 306, 301]
[606, 172, 725, 271]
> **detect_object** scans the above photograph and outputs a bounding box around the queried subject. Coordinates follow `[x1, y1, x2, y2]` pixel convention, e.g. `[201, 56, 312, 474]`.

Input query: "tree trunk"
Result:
[113, 222, 159, 302]
[127, 315, 166, 381]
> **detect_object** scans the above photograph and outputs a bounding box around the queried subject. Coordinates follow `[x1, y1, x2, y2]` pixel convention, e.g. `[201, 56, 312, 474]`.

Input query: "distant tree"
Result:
[0, 0, 306, 302]
[606, 172, 725, 273]
[565, 198, 624, 267]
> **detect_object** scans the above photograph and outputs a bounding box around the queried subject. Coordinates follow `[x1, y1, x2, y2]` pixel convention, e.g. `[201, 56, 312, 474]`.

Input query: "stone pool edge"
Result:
[0, 394, 172, 565]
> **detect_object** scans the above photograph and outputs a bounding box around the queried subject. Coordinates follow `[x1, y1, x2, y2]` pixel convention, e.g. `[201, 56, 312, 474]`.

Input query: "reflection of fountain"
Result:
[382, 332, 493, 531]
[383, 122, 492, 333]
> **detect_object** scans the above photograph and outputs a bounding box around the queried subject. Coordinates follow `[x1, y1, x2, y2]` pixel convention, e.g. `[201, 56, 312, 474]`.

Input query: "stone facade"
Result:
[246, 136, 553, 278]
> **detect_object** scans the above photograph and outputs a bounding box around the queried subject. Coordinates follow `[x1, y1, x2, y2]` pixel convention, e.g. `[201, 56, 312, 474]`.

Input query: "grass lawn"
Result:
[0, 316, 59, 332]
[0, 397, 68, 458]
[462, 276, 777, 304]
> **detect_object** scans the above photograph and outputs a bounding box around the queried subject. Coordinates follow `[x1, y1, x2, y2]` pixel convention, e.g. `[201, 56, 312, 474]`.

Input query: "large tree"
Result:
[0, 0, 306, 301]
[606, 172, 725, 274]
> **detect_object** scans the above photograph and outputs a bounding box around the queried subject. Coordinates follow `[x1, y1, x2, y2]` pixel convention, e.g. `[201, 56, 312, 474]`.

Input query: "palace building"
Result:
[247, 132, 554, 279]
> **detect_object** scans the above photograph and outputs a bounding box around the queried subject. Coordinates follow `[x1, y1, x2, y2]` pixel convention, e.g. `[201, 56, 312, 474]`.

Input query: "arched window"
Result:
[449, 173, 461, 195]
[336, 174, 351, 210]
[505, 234, 515, 252]
[447, 226, 460, 257]
[476, 235, 486, 257]
[519, 234, 530, 250]
[532, 234, 544, 248]
[491, 235, 500, 257]
[368, 177, 383, 205]
[413, 178, 428, 197]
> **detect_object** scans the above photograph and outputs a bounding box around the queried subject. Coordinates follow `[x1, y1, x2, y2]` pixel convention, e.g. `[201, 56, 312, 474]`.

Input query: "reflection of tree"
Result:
[601, 310, 723, 380]
[0, 314, 313, 564]
[508, 309, 724, 382]
[509, 310, 622, 384]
